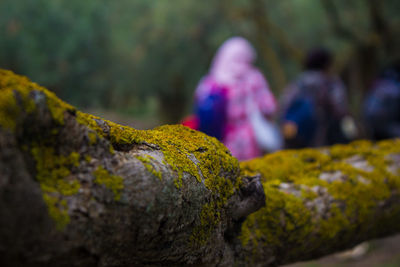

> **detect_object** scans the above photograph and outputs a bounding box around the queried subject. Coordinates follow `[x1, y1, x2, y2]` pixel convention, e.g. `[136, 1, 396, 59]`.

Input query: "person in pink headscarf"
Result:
[194, 37, 277, 161]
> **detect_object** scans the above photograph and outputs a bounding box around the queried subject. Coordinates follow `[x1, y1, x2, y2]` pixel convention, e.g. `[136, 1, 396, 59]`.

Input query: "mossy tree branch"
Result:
[1, 69, 400, 266]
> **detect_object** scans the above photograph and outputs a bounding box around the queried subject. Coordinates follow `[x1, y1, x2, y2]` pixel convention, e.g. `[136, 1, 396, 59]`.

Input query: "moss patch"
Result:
[31, 146, 81, 195]
[88, 131, 98, 145]
[76, 111, 239, 188]
[43, 194, 70, 230]
[93, 166, 124, 201]
[1, 69, 241, 245]
[0, 88, 19, 131]
[239, 139, 400, 261]
[31, 146, 81, 230]
[0, 69, 75, 129]
[75, 110, 242, 245]
[136, 155, 162, 180]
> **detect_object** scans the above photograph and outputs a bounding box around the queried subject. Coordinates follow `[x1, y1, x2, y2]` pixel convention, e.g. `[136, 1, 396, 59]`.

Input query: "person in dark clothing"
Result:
[364, 62, 400, 140]
[281, 48, 355, 148]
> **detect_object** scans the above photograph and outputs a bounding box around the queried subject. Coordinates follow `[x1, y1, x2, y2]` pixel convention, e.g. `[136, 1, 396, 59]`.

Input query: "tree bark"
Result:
[1, 69, 400, 266]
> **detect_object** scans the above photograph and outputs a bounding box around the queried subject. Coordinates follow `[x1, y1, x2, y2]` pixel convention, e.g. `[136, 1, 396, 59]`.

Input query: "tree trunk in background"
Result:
[249, 0, 288, 93]
[158, 74, 187, 124]
[1, 69, 400, 266]
[323, 0, 396, 103]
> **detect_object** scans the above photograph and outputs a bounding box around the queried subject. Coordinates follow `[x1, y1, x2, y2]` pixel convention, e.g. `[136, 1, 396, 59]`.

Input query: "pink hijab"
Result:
[196, 37, 256, 99]
[196, 37, 277, 160]
[210, 37, 256, 86]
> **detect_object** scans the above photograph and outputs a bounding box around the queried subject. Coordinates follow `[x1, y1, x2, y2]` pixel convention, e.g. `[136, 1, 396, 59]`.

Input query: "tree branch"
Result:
[1, 69, 400, 266]
[248, 0, 288, 91]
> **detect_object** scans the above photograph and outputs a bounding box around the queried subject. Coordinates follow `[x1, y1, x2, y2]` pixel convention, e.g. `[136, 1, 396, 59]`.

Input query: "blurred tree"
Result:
[0, 0, 116, 107]
[0, 0, 399, 124]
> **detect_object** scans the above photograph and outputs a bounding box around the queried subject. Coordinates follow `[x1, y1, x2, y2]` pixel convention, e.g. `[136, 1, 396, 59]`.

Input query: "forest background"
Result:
[1, 0, 399, 128]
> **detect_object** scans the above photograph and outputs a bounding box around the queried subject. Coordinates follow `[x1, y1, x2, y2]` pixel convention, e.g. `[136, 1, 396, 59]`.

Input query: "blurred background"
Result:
[1, 0, 400, 265]
[1, 0, 399, 129]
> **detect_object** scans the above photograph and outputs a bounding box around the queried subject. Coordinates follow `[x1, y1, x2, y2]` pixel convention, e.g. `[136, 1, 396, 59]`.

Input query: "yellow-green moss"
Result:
[135, 125, 240, 244]
[75, 109, 242, 244]
[0, 69, 38, 131]
[93, 166, 124, 201]
[0, 88, 18, 131]
[85, 155, 92, 163]
[0, 70, 75, 128]
[300, 187, 318, 200]
[76, 110, 239, 189]
[1, 69, 241, 246]
[31, 146, 81, 230]
[241, 148, 330, 184]
[43, 194, 70, 230]
[31, 146, 81, 196]
[190, 202, 222, 244]
[240, 183, 312, 248]
[239, 139, 400, 259]
[190, 175, 237, 245]
[136, 155, 162, 180]
[109, 144, 115, 154]
[88, 131, 98, 145]
[319, 203, 351, 239]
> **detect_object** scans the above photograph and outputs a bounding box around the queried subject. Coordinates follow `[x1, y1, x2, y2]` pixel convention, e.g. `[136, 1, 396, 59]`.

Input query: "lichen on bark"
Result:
[239, 140, 400, 265]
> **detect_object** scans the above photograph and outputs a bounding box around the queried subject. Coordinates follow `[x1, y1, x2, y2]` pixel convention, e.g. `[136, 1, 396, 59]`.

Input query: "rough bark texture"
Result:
[1, 69, 400, 266]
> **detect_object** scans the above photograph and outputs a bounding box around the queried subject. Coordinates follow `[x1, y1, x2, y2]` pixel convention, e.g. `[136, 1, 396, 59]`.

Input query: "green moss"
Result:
[31, 146, 81, 196]
[50, 128, 59, 135]
[109, 144, 115, 154]
[0, 87, 37, 131]
[190, 175, 237, 245]
[300, 187, 318, 200]
[75, 110, 242, 245]
[0, 69, 241, 246]
[0, 70, 38, 131]
[30, 145, 81, 230]
[0, 69, 75, 129]
[190, 202, 221, 244]
[330, 140, 373, 159]
[319, 203, 351, 239]
[88, 131, 97, 145]
[136, 155, 162, 180]
[84, 155, 92, 163]
[43, 194, 70, 230]
[78, 117, 241, 245]
[241, 148, 330, 184]
[93, 166, 124, 201]
[138, 125, 240, 244]
[239, 139, 400, 260]
[0, 88, 18, 131]
[75, 110, 239, 189]
[240, 183, 312, 248]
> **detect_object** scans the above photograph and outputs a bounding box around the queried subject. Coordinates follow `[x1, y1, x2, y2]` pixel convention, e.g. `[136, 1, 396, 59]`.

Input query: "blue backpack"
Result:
[195, 86, 227, 140]
[283, 90, 318, 147]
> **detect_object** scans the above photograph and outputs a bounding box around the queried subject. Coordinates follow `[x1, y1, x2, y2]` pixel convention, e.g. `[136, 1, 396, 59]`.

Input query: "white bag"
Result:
[248, 100, 283, 152]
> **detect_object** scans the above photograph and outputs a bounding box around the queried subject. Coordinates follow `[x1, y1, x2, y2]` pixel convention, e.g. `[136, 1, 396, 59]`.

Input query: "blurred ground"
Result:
[284, 235, 400, 267]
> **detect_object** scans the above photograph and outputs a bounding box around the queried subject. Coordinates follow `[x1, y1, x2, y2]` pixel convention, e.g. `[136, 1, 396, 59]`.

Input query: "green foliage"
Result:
[1, 0, 399, 123]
